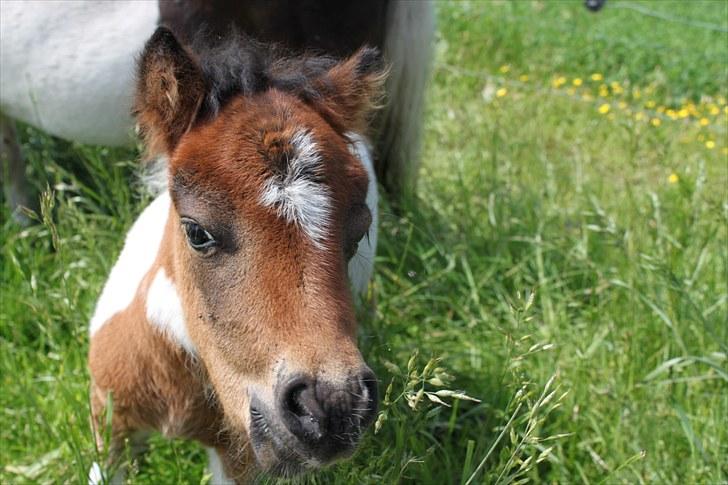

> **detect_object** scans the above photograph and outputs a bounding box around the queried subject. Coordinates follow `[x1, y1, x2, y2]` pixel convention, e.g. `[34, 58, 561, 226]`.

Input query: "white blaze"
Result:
[259, 130, 331, 247]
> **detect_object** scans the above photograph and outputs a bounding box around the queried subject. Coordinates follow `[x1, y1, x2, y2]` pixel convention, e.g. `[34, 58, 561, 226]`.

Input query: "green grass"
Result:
[2, 1, 727, 483]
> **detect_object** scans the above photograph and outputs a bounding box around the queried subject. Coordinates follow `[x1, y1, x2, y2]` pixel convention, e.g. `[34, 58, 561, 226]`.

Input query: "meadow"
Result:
[1, 1, 726, 483]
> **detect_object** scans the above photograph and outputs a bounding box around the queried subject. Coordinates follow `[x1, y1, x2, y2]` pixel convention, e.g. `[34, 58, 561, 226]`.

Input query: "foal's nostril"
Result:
[280, 377, 326, 442]
[277, 370, 379, 459]
[284, 381, 307, 418]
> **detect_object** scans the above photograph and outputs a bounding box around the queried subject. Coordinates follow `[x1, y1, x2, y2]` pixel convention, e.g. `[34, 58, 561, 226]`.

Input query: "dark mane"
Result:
[189, 31, 341, 119]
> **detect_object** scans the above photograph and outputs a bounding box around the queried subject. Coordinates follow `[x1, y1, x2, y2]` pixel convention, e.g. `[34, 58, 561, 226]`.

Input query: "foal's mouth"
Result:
[249, 405, 321, 476]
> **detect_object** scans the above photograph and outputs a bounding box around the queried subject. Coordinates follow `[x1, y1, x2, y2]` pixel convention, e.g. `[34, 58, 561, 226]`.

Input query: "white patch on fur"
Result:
[206, 448, 235, 485]
[259, 130, 331, 247]
[347, 134, 378, 298]
[89, 192, 170, 335]
[146, 269, 196, 354]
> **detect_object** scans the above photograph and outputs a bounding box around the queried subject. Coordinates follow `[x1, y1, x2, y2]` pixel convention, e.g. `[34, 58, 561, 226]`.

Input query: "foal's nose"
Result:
[278, 370, 378, 459]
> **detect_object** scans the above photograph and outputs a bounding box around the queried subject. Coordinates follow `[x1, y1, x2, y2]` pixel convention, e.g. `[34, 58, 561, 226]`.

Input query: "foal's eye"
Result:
[181, 218, 218, 254]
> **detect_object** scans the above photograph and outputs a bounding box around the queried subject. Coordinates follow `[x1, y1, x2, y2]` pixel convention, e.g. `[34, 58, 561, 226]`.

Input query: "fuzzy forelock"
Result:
[259, 130, 331, 248]
[192, 31, 338, 119]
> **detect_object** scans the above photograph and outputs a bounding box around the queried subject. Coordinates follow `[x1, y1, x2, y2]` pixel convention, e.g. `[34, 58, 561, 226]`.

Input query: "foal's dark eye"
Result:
[181, 218, 217, 254]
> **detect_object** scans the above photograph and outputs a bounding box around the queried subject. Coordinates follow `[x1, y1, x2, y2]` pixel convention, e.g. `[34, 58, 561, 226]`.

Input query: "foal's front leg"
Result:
[206, 447, 236, 484]
[89, 431, 150, 485]
[89, 385, 150, 484]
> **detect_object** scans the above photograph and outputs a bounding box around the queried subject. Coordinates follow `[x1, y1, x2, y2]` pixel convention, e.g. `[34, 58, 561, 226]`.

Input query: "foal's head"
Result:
[135, 28, 385, 474]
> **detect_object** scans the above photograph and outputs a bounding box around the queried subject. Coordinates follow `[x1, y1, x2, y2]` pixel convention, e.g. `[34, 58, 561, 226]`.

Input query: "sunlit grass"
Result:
[2, 0, 727, 483]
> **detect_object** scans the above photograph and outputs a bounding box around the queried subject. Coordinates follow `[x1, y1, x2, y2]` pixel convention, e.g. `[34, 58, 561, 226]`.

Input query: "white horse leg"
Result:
[0, 113, 31, 222]
[377, 0, 435, 195]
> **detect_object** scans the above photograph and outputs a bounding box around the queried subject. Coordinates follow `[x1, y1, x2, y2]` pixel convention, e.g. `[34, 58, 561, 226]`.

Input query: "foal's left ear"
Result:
[313, 47, 388, 134]
[134, 27, 206, 157]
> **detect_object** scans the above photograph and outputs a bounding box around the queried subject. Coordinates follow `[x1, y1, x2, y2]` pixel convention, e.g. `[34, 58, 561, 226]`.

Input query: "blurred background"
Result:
[1, 1, 726, 483]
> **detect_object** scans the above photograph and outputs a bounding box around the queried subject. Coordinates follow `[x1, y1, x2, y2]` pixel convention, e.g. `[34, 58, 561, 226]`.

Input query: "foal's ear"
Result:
[314, 47, 388, 134]
[134, 27, 205, 157]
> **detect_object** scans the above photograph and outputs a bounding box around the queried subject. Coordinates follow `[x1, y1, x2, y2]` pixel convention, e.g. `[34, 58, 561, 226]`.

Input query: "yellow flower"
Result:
[552, 76, 567, 88]
[705, 140, 715, 149]
[591, 73, 603, 81]
[618, 101, 628, 110]
[666, 109, 678, 120]
[599, 85, 609, 97]
[668, 173, 679, 184]
[572, 78, 583, 86]
[499, 64, 511, 74]
[718, 96, 727, 106]
[610, 82, 623, 95]
[699, 117, 710, 126]
[519, 74, 529, 82]
[635, 112, 645, 121]
[651, 117, 661, 127]
[677, 109, 689, 118]
[598, 103, 610, 114]
[709, 105, 720, 116]
[646, 100, 656, 109]
[496, 87, 508, 98]
[633, 88, 642, 99]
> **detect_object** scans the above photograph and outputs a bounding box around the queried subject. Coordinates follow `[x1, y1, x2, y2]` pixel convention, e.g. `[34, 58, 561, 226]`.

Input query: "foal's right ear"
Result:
[134, 27, 205, 157]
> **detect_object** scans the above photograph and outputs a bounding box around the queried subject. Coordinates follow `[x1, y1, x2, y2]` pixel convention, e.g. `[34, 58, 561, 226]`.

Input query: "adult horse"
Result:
[0, 0, 433, 215]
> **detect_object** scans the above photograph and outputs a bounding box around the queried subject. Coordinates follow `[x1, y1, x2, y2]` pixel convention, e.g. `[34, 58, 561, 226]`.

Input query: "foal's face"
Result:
[134, 27, 385, 473]
[169, 92, 376, 472]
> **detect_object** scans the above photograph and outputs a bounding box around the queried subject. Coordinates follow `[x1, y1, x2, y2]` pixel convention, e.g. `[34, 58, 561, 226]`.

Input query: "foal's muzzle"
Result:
[249, 368, 378, 473]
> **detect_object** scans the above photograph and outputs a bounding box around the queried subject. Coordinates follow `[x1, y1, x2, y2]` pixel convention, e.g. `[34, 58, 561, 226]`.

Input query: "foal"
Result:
[88, 28, 385, 482]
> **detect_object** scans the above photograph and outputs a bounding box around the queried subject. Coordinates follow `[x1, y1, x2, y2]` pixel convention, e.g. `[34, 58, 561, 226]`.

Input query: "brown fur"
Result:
[309, 48, 388, 136]
[134, 28, 206, 158]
